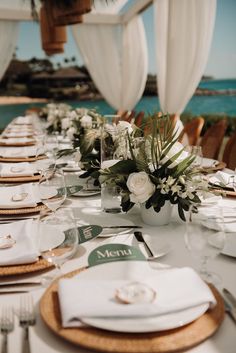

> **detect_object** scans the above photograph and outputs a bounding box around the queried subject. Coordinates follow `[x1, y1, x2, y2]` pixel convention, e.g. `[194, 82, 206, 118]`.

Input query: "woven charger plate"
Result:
[0, 141, 36, 147]
[0, 174, 41, 183]
[0, 204, 47, 215]
[0, 258, 53, 277]
[40, 269, 225, 353]
[0, 155, 46, 163]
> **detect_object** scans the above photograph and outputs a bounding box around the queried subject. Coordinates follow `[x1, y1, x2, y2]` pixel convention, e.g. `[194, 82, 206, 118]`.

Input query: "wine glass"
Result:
[185, 204, 225, 285]
[38, 168, 67, 215]
[185, 145, 203, 168]
[38, 208, 78, 284]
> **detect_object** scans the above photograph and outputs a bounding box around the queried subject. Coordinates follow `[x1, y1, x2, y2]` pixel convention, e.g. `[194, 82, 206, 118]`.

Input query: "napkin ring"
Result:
[115, 281, 156, 304]
[0, 235, 16, 249]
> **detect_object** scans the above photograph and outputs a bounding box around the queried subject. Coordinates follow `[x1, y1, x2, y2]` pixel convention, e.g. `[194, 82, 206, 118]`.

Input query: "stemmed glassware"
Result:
[185, 204, 225, 285]
[38, 168, 67, 216]
[37, 208, 78, 284]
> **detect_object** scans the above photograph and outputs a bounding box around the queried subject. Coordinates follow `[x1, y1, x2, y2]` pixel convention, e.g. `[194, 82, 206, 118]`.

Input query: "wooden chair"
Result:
[134, 111, 145, 128]
[179, 116, 204, 146]
[122, 111, 136, 123]
[200, 119, 228, 159]
[222, 132, 236, 170]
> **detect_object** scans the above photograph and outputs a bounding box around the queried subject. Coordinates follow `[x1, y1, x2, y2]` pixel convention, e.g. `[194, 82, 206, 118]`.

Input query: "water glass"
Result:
[186, 145, 203, 167]
[185, 205, 225, 285]
[38, 208, 78, 284]
[38, 168, 67, 213]
[101, 184, 122, 213]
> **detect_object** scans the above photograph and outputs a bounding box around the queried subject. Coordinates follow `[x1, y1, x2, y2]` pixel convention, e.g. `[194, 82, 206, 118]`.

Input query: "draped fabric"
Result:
[0, 21, 19, 81]
[154, 0, 216, 114]
[72, 15, 148, 111]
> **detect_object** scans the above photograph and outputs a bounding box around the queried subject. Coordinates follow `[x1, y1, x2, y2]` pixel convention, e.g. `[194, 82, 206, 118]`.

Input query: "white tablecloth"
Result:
[0, 193, 235, 353]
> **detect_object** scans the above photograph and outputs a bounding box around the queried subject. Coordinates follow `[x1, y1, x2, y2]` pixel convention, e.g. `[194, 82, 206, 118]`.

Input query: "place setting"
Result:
[0, 161, 41, 183]
[39, 244, 225, 353]
[0, 145, 47, 162]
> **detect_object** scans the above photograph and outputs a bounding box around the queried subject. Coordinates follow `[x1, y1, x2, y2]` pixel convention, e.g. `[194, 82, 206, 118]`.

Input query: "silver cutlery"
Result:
[0, 306, 14, 353]
[0, 281, 41, 288]
[134, 231, 155, 258]
[103, 226, 142, 229]
[19, 294, 36, 353]
[222, 288, 236, 323]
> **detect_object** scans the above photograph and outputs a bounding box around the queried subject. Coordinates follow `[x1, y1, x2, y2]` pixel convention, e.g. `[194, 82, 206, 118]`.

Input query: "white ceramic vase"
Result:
[140, 202, 173, 226]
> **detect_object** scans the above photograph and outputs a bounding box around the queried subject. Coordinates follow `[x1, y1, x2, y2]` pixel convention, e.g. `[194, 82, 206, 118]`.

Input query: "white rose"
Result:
[116, 121, 133, 134]
[161, 141, 189, 168]
[66, 126, 76, 140]
[61, 117, 71, 130]
[80, 115, 93, 128]
[47, 114, 55, 123]
[127, 172, 155, 204]
[74, 150, 82, 162]
[68, 111, 78, 120]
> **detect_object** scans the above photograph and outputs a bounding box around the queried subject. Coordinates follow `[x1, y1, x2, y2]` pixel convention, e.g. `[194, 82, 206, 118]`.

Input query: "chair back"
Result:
[200, 119, 228, 159]
[134, 111, 145, 128]
[222, 132, 236, 170]
[179, 116, 204, 146]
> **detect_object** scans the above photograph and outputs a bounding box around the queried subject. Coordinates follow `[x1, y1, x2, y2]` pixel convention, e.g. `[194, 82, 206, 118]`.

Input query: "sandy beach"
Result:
[0, 96, 48, 105]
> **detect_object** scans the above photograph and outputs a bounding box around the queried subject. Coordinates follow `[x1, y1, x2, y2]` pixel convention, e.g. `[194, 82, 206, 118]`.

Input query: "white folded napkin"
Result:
[0, 162, 35, 177]
[0, 137, 35, 145]
[14, 116, 32, 125]
[209, 171, 235, 188]
[200, 192, 222, 205]
[58, 267, 216, 327]
[0, 219, 39, 266]
[0, 183, 39, 209]
[202, 158, 218, 168]
[0, 146, 39, 158]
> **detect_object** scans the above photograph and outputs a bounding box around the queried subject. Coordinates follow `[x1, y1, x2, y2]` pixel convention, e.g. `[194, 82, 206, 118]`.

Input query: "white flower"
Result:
[74, 150, 82, 162]
[47, 114, 56, 123]
[80, 115, 93, 128]
[127, 172, 155, 204]
[61, 117, 71, 130]
[116, 121, 133, 134]
[161, 141, 189, 168]
[67, 126, 76, 140]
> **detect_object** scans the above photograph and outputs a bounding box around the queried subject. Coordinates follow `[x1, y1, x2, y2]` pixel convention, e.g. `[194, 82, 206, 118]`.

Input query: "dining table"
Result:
[0, 189, 235, 353]
[0, 115, 236, 353]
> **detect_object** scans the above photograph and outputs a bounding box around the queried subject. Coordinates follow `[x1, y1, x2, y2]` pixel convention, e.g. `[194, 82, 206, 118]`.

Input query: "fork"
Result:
[0, 306, 14, 353]
[19, 294, 36, 353]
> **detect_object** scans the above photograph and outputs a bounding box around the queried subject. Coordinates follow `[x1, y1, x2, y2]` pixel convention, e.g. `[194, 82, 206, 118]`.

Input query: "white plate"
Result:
[75, 261, 208, 333]
[221, 233, 236, 257]
[201, 158, 218, 168]
[62, 166, 81, 172]
[77, 212, 134, 237]
[39, 224, 65, 252]
[72, 190, 101, 197]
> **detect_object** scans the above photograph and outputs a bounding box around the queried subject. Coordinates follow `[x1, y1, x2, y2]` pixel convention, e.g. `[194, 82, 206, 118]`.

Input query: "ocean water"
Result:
[0, 79, 235, 129]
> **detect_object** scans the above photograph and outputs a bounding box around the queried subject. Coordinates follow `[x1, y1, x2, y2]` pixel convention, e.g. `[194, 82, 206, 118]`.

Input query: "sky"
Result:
[16, 0, 236, 79]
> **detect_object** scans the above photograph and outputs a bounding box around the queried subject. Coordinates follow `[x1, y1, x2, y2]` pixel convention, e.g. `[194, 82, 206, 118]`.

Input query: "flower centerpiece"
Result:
[99, 115, 208, 224]
[40, 103, 72, 134]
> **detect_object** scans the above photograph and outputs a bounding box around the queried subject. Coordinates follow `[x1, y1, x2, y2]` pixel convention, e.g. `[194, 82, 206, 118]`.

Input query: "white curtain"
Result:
[154, 0, 216, 114]
[0, 21, 19, 81]
[72, 16, 148, 111]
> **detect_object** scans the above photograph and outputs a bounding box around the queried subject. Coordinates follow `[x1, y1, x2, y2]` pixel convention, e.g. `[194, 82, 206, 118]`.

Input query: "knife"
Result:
[134, 231, 154, 257]
[103, 226, 142, 229]
[223, 288, 236, 323]
[223, 288, 236, 307]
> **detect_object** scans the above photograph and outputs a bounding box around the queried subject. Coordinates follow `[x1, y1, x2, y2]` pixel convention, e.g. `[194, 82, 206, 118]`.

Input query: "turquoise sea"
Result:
[0, 79, 236, 129]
